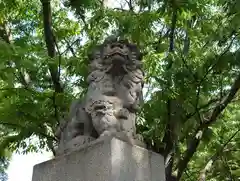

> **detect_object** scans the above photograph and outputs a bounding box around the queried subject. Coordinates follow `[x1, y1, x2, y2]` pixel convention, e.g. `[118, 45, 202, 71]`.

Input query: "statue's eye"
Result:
[119, 39, 128, 44]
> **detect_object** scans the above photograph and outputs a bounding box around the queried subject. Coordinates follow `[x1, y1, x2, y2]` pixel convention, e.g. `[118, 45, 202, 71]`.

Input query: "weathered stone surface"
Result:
[84, 39, 144, 139]
[56, 135, 96, 155]
[54, 38, 145, 155]
[32, 137, 165, 181]
[55, 100, 98, 156]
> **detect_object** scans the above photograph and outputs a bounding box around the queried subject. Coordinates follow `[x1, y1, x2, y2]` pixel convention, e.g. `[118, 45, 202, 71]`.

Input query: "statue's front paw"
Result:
[116, 108, 129, 119]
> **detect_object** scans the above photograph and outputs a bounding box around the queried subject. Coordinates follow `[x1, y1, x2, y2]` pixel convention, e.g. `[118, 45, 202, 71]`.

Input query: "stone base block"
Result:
[32, 137, 165, 181]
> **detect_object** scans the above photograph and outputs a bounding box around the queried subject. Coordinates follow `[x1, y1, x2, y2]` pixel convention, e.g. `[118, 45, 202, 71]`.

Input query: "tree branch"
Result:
[62, 38, 77, 57]
[184, 97, 220, 124]
[200, 37, 236, 84]
[0, 22, 10, 44]
[41, 0, 63, 127]
[125, 0, 134, 11]
[182, 17, 194, 56]
[40, 0, 63, 93]
[162, 4, 178, 180]
[0, 23, 30, 88]
[169, 7, 177, 52]
[198, 128, 240, 181]
[176, 72, 240, 180]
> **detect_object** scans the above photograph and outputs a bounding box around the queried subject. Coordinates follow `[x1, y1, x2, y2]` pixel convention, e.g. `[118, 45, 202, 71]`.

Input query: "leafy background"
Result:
[0, 0, 240, 180]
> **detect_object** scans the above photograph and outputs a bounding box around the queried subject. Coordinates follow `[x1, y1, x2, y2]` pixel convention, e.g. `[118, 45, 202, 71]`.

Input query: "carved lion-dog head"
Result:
[88, 38, 143, 75]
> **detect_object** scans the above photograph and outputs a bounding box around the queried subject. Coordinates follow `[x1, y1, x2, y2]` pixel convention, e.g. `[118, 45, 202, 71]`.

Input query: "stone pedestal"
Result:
[32, 137, 165, 181]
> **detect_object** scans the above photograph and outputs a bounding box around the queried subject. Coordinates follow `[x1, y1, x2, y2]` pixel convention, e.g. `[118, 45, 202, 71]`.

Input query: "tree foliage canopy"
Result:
[0, 0, 240, 180]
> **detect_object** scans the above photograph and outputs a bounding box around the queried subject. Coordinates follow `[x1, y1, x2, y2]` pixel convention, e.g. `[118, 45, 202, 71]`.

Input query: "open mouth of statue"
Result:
[104, 52, 129, 74]
[104, 52, 129, 64]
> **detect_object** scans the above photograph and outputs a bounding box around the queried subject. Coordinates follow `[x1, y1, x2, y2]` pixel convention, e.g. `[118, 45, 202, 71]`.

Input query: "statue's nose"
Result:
[110, 43, 124, 49]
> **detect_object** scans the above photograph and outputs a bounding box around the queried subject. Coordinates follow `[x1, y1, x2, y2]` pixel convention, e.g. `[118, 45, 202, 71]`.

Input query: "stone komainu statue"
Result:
[55, 38, 144, 156]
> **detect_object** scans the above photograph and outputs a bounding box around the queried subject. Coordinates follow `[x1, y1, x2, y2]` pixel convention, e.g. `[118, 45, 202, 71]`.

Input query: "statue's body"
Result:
[55, 38, 144, 155]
